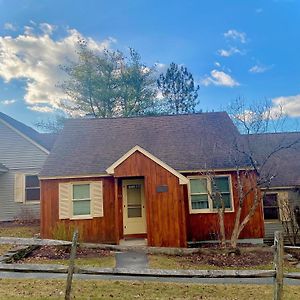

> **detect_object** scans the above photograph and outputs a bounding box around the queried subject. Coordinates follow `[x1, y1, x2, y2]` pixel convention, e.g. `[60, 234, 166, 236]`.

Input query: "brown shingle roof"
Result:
[40, 112, 250, 178]
[0, 112, 57, 151]
[242, 132, 300, 187]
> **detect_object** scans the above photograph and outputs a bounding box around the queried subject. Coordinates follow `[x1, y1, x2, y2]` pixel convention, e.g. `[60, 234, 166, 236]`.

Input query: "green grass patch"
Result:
[0, 226, 40, 238]
[0, 279, 299, 299]
[148, 254, 300, 273]
[23, 256, 115, 268]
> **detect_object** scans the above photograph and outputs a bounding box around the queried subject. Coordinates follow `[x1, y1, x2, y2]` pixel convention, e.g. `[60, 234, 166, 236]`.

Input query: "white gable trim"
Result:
[106, 145, 188, 185]
[0, 118, 49, 154]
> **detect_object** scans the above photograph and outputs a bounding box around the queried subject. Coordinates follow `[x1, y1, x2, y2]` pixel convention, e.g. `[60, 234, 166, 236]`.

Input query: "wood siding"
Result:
[114, 151, 187, 247]
[41, 155, 265, 246]
[41, 177, 118, 244]
[0, 120, 48, 221]
[185, 171, 265, 242]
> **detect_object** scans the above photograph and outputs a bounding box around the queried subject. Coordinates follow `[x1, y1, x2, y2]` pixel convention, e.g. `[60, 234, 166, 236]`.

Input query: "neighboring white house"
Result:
[0, 112, 56, 221]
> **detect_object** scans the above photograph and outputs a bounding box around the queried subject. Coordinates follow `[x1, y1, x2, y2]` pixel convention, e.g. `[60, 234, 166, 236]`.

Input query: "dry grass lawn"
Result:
[0, 244, 11, 256]
[0, 226, 39, 238]
[0, 279, 299, 299]
[21, 256, 115, 268]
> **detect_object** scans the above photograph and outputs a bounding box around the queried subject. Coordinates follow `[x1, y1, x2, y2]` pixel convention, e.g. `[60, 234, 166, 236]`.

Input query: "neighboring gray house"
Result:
[245, 132, 300, 242]
[0, 112, 56, 221]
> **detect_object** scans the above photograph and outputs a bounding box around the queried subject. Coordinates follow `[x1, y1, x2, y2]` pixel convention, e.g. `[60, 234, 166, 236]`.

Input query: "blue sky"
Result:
[0, 0, 299, 128]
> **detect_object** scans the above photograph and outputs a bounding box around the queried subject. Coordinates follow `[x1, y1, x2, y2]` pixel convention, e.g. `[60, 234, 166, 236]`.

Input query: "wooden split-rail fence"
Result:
[64, 230, 299, 300]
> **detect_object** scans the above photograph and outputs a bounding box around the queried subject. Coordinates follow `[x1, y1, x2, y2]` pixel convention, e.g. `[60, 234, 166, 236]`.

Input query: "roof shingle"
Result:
[40, 112, 249, 177]
[242, 132, 300, 187]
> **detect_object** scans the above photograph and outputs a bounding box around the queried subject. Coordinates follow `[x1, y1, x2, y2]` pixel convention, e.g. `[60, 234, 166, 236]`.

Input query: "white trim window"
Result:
[25, 175, 40, 202]
[189, 175, 234, 213]
[72, 183, 91, 217]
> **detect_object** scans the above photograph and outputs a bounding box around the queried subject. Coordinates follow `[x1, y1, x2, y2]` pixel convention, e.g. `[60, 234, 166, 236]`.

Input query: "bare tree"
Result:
[280, 199, 300, 245]
[225, 97, 300, 250]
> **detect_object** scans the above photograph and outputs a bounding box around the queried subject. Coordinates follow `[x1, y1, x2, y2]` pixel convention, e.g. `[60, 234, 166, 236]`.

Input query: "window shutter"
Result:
[279, 193, 291, 222]
[59, 183, 70, 219]
[91, 181, 103, 217]
[14, 173, 25, 203]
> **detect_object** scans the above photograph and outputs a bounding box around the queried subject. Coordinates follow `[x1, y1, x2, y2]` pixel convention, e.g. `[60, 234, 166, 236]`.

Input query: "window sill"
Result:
[264, 220, 281, 223]
[190, 209, 234, 214]
[70, 215, 93, 220]
[24, 201, 40, 205]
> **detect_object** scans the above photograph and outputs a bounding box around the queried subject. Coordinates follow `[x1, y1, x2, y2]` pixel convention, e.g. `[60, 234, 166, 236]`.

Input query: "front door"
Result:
[123, 179, 146, 235]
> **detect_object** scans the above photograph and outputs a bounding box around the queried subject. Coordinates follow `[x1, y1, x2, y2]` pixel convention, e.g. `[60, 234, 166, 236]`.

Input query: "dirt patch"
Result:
[20, 245, 111, 262]
[186, 249, 273, 268]
[150, 247, 274, 269]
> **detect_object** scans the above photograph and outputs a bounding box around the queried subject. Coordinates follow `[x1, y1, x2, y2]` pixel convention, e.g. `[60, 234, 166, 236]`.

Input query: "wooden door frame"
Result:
[122, 178, 147, 237]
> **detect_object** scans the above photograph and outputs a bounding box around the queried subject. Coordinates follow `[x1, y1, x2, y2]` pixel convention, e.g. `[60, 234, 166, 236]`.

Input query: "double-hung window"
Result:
[212, 177, 232, 209]
[25, 175, 40, 202]
[72, 184, 91, 216]
[190, 178, 209, 210]
[263, 193, 279, 220]
[189, 176, 233, 213]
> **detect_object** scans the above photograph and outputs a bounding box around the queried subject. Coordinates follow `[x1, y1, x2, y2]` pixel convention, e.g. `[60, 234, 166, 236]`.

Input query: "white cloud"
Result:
[202, 70, 239, 87]
[0, 23, 117, 112]
[271, 94, 300, 117]
[217, 47, 242, 57]
[249, 64, 270, 73]
[224, 29, 247, 43]
[39, 23, 56, 35]
[214, 62, 221, 67]
[0, 99, 16, 105]
[27, 105, 55, 113]
[4, 22, 17, 31]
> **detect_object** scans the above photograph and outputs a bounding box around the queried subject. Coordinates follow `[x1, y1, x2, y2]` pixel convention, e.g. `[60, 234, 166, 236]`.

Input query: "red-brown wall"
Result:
[40, 176, 118, 243]
[185, 171, 265, 242]
[40, 154, 264, 246]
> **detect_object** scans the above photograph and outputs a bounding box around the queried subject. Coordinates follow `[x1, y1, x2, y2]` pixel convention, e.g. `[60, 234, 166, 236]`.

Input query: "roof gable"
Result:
[0, 112, 57, 152]
[106, 145, 189, 184]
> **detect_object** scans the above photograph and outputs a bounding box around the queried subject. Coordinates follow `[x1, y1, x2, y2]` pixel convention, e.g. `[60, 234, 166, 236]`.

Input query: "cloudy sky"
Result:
[0, 0, 299, 127]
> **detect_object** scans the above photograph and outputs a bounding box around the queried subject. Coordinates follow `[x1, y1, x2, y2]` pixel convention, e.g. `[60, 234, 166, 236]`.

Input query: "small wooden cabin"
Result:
[40, 113, 264, 247]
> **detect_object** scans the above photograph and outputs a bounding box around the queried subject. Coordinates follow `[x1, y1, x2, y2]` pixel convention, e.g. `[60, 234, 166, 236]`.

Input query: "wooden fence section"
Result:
[65, 230, 297, 300]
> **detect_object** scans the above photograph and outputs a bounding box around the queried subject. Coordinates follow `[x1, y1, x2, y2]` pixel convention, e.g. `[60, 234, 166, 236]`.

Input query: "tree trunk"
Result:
[218, 209, 226, 248]
[230, 206, 242, 249]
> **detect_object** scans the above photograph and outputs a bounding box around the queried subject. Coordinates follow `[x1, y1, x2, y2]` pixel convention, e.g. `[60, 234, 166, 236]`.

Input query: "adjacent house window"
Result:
[25, 175, 40, 202]
[263, 193, 279, 220]
[72, 184, 91, 216]
[189, 176, 233, 213]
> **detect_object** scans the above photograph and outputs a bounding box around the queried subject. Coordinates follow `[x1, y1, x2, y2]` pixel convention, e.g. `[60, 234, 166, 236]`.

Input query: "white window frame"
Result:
[71, 182, 93, 220]
[24, 174, 40, 205]
[188, 175, 234, 214]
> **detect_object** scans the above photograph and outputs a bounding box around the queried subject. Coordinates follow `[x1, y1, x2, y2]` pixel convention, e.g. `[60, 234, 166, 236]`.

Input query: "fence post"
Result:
[274, 231, 284, 300]
[65, 229, 79, 300]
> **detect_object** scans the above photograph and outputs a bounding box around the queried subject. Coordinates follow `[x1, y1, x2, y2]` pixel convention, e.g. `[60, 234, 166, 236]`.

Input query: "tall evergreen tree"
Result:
[157, 62, 200, 114]
[59, 40, 157, 118]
